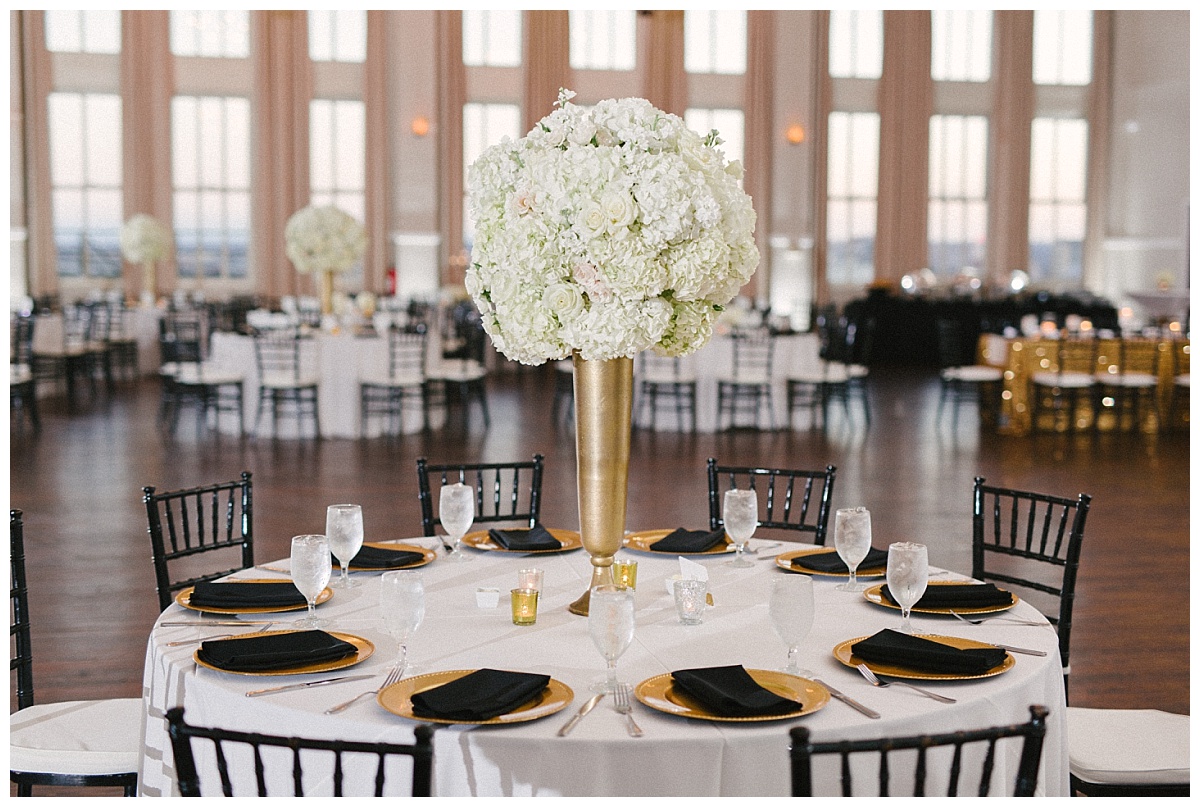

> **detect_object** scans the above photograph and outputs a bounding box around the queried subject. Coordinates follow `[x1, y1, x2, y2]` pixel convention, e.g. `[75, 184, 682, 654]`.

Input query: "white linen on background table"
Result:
[207, 331, 445, 438]
[138, 538, 1068, 796]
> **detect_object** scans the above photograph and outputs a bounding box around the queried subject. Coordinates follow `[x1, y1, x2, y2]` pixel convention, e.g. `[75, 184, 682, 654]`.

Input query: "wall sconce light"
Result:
[785, 123, 806, 145]
[411, 116, 430, 137]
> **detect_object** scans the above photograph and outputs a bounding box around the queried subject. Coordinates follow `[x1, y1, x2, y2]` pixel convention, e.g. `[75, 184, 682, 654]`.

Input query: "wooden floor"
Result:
[9, 362, 1190, 795]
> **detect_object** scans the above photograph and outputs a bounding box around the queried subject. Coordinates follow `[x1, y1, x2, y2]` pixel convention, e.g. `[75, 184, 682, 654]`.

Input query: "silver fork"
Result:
[324, 664, 404, 714]
[948, 610, 1045, 627]
[166, 623, 271, 647]
[613, 684, 643, 737]
[855, 663, 957, 703]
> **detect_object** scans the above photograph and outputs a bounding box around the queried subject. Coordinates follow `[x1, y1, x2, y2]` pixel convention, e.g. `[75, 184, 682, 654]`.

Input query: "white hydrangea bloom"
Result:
[120, 214, 172, 265]
[284, 205, 367, 274]
[466, 91, 759, 365]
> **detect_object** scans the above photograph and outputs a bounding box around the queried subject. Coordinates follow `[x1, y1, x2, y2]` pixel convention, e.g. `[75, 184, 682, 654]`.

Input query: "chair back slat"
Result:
[144, 472, 254, 612]
[166, 707, 434, 797]
[972, 477, 1090, 687]
[417, 455, 545, 535]
[10, 509, 35, 710]
[790, 705, 1049, 797]
[707, 459, 836, 545]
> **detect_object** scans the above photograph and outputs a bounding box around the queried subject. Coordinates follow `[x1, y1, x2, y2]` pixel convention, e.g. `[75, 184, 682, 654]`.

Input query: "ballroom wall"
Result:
[9, 10, 1190, 318]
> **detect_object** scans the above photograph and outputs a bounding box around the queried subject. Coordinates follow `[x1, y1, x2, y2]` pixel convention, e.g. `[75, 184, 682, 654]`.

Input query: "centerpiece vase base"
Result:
[320, 269, 335, 315]
[568, 353, 633, 616]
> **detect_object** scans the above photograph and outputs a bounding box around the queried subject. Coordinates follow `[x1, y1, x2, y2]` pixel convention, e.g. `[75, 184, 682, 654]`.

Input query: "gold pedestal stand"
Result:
[567, 354, 633, 616]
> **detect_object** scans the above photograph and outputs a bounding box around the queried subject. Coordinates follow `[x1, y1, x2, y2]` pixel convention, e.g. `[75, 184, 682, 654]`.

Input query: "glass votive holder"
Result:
[517, 568, 544, 593]
[673, 579, 707, 626]
[510, 588, 538, 625]
[612, 559, 638, 590]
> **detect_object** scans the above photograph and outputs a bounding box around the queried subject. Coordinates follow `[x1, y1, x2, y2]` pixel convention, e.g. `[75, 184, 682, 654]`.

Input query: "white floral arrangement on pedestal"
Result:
[466, 89, 759, 364]
[119, 214, 172, 265]
[284, 205, 367, 275]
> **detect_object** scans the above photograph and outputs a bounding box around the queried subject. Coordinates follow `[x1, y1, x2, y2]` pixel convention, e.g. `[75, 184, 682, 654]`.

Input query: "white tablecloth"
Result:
[207, 330, 445, 438]
[138, 538, 1068, 797]
[634, 333, 815, 432]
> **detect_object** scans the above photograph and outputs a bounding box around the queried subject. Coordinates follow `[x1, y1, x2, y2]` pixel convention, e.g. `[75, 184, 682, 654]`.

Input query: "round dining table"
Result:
[136, 534, 1069, 797]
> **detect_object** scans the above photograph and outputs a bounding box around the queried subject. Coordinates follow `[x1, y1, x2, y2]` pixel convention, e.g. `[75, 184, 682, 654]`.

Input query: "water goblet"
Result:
[834, 507, 872, 592]
[380, 571, 425, 675]
[886, 542, 929, 634]
[290, 534, 331, 629]
[768, 575, 815, 676]
[722, 488, 758, 568]
[439, 483, 475, 562]
[326, 504, 364, 589]
[588, 585, 635, 694]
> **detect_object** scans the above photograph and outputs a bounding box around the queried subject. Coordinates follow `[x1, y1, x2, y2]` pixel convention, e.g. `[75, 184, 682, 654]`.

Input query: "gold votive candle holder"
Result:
[510, 588, 538, 625]
[613, 559, 638, 590]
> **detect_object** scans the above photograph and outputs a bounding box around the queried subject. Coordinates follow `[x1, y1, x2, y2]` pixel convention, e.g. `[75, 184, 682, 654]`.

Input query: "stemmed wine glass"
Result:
[722, 488, 758, 568]
[290, 534, 331, 629]
[380, 571, 425, 676]
[768, 575, 815, 676]
[834, 507, 872, 592]
[588, 585, 635, 694]
[326, 504, 364, 589]
[886, 542, 929, 634]
[439, 483, 475, 562]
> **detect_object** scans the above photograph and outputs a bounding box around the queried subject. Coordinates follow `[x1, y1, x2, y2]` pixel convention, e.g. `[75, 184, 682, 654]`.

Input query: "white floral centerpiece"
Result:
[120, 214, 172, 305]
[120, 214, 172, 265]
[466, 89, 759, 365]
[285, 204, 367, 314]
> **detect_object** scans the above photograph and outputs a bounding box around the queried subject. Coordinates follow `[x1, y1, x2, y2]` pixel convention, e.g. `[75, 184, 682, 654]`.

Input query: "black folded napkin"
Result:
[881, 582, 1014, 610]
[188, 580, 309, 609]
[410, 668, 551, 721]
[851, 629, 1008, 676]
[671, 665, 800, 718]
[341, 545, 425, 570]
[487, 524, 562, 551]
[197, 629, 357, 672]
[792, 546, 888, 573]
[650, 528, 728, 553]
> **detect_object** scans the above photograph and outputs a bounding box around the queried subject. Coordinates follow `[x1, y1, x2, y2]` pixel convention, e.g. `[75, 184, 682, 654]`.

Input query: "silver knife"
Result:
[557, 693, 604, 736]
[989, 643, 1047, 657]
[245, 673, 373, 698]
[814, 679, 880, 719]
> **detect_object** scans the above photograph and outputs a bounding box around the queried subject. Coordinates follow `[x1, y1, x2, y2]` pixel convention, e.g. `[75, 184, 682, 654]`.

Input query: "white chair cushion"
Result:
[846, 363, 869, 378]
[261, 372, 320, 389]
[1104, 372, 1158, 388]
[10, 697, 143, 776]
[176, 364, 244, 386]
[360, 371, 424, 388]
[942, 365, 1003, 383]
[1032, 371, 1095, 388]
[1176, 374, 1190, 388]
[432, 360, 486, 382]
[1067, 706, 1190, 786]
[10, 363, 33, 384]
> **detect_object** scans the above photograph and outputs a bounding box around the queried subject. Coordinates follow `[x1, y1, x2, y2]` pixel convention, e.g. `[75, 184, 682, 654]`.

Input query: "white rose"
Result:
[542, 282, 585, 322]
[602, 191, 637, 232]
[581, 202, 607, 237]
[568, 118, 597, 146]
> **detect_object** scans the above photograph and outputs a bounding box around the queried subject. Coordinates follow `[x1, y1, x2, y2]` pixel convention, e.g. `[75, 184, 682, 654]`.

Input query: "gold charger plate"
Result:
[863, 581, 1020, 615]
[622, 529, 733, 555]
[634, 669, 829, 722]
[833, 634, 1015, 681]
[176, 579, 333, 614]
[378, 669, 574, 725]
[776, 548, 886, 578]
[342, 542, 436, 572]
[461, 528, 582, 554]
[193, 630, 374, 676]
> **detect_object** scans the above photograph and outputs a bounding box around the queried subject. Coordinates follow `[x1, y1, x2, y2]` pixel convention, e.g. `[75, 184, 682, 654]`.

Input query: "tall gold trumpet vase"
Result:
[567, 353, 634, 616]
[319, 269, 335, 315]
